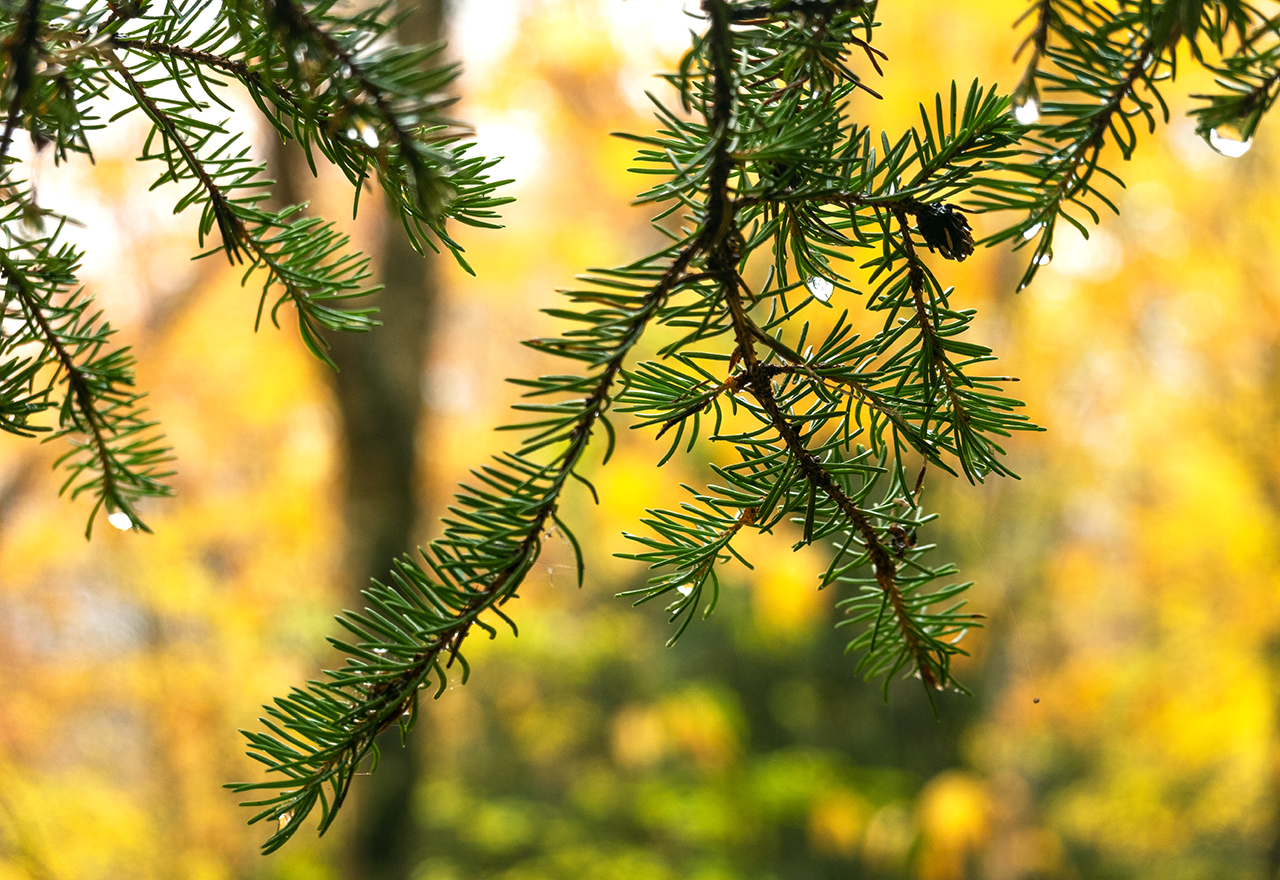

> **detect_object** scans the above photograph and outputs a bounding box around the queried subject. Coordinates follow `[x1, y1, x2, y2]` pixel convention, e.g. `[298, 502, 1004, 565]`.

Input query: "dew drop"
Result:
[1034, 249, 1052, 266]
[676, 584, 693, 597]
[108, 511, 133, 531]
[806, 276, 834, 302]
[1022, 222, 1043, 241]
[1013, 96, 1040, 126]
[359, 124, 380, 149]
[1207, 125, 1252, 158]
[278, 810, 294, 829]
[372, 647, 388, 655]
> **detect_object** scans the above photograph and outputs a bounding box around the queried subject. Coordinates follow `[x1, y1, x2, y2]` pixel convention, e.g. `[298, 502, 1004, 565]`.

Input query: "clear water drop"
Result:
[1014, 96, 1040, 125]
[108, 511, 133, 531]
[1034, 249, 1053, 266]
[676, 584, 693, 597]
[372, 647, 388, 655]
[278, 810, 294, 829]
[806, 276, 834, 302]
[1022, 222, 1043, 241]
[1207, 125, 1252, 158]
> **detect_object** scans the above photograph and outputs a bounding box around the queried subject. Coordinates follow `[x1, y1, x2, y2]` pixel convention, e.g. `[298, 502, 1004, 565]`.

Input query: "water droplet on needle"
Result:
[1014, 96, 1040, 125]
[1207, 124, 1252, 158]
[806, 276, 834, 302]
[108, 511, 133, 531]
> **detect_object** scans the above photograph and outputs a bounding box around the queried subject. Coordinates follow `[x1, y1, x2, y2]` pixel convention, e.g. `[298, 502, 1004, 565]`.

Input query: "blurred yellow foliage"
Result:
[916, 771, 990, 880]
[806, 788, 870, 858]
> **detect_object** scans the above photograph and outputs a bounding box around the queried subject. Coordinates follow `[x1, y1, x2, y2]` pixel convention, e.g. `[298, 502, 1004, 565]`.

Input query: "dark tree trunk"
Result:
[332, 4, 445, 879]
[269, 2, 446, 878]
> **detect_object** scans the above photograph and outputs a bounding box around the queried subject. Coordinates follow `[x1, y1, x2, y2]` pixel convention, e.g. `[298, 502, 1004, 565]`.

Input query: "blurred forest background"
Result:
[3, 0, 1280, 878]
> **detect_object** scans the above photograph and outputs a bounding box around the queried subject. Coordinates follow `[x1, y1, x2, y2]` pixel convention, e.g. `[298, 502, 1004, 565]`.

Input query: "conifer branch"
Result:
[0, 235, 172, 534]
[0, 0, 507, 528]
[697, 0, 947, 677]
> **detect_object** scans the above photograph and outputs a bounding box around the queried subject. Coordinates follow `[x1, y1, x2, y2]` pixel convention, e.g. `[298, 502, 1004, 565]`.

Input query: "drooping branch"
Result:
[700, 0, 944, 687]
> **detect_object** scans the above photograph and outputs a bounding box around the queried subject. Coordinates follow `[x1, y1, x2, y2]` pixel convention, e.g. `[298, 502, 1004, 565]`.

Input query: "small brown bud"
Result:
[914, 202, 974, 261]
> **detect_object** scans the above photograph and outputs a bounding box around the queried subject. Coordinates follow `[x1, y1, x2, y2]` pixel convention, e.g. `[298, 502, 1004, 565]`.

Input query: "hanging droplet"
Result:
[1034, 249, 1053, 266]
[1022, 222, 1043, 241]
[806, 276, 834, 302]
[108, 511, 133, 531]
[278, 810, 294, 829]
[676, 584, 693, 597]
[1207, 124, 1252, 158]
[1014, 95, 1040, 126]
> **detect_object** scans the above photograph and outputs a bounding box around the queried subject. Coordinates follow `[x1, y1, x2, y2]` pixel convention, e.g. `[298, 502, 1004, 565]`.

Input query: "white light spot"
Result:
[1034, 249, 1052, 266]
[108, 511, 133, 531]
[1051, 226, 1122, 281]
[454, 0, 522, 73]
[676, 584, 693, 597]
[1022, 222, 1043, 241]
[1014, 96, 1040, 125]
[1207, 126, 1252, 158]
[474, 113, 547, 186]
[806, 276, 834, 302]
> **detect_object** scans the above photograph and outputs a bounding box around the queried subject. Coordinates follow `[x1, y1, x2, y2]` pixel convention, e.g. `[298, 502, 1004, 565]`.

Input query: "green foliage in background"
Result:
[2, 0, 1279, 858]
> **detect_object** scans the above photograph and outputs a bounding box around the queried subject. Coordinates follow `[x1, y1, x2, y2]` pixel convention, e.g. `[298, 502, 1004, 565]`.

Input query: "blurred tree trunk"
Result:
[270, 2, 446, 877]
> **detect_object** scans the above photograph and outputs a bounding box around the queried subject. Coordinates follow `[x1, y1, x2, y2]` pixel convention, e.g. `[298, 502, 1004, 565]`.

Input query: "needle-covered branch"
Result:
[982, 0, 1280, 288]
[0, 0, 508, 528]
[233, 0, 1045, 849]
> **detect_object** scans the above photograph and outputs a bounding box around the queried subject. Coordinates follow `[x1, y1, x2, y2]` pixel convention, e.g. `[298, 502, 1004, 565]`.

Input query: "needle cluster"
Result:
[984, 0, 1280, 288]
[0, 0, 509, 532]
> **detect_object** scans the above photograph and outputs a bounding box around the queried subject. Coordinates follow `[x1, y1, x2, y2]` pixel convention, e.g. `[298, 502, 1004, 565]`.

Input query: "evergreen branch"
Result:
[104, 49, 377, 367]
[1037, 31, 1158, 213]
[231, 226, 706, 856]
[268, 0, 441, 191]
[235, 0, 512, 260]
[709, 0, 955, 687]
[619, 503, 757, 644]
[713, 225, 948, 688]
[1189, 15, 1280, 144]
[237, 0, 1022, 850]
[0, 238, 172, 534]
[733, 329, 947, 686]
